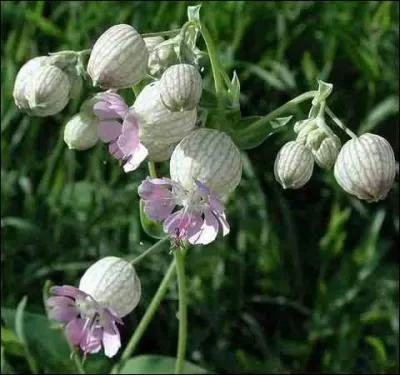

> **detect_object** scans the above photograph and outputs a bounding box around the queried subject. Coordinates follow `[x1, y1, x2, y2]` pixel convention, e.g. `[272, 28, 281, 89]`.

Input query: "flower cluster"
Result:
[11, 7, 397, 363]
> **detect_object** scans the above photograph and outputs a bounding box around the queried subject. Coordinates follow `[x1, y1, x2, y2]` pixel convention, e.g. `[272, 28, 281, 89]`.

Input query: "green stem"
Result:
[237, 90, 317, 137]
[68, 345, 85, 374]
[148, 161, 157, 178]
[174, 249, 188, 374]
[141, 29, 181, 38]
[325, 106, 358, 139]
[127, 238, 169, 265]
[111, 259, 176, 374]
[200, 23, 224, 95]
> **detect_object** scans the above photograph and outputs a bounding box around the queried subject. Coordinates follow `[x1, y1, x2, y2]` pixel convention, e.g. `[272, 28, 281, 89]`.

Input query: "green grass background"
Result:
[1, 1, 399, 373]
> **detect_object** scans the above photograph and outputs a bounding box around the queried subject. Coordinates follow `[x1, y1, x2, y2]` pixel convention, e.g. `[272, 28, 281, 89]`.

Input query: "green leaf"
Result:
[230, 115, 291, 150]
[365, 336, 388, 368]
[187, 4, 202, 22]
[1, 346, 15, 374]
[119, 355, 212, 374]
[140, 200, 165, 239]
[311, 80, 333, 106]
[1, 307, 74, 373]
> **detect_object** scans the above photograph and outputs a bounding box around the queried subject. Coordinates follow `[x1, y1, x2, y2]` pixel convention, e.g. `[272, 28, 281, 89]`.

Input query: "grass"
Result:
[1, 1, 399, 374]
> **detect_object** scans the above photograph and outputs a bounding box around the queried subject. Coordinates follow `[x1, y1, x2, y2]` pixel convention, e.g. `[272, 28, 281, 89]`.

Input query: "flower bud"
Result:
[132, 81, 197, 161]
[274, 141, 314, 189]
[13, 56, 50, 111]
[144, 36, 176, 76]
[24, 65, 71, 117]
[79, 256, 141, 318]
[312, 134, 341, 170]
[159, 63, 202, 111]
[87, 24, 149, 89]
[170, 128, 242, 197]
[334, 133, 396, 202]
[63, 112, 99, 150]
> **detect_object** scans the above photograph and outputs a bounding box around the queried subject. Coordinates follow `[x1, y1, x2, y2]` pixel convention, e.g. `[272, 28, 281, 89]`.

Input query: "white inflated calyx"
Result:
[87, 24, 149, 89]
[132, 81, 197, 161]
[159, 63, 202, 111]
[274, 141, 314, 189]
[170, 128, 242, 197]
[334, 133, 396, 202]
[79, 256, 141, 318]
[13, 57, 70, 117]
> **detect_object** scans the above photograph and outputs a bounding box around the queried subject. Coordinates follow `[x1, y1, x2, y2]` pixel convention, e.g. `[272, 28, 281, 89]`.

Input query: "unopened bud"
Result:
[63, 112, 99, 151]
[79, 256, 141, 318]
[144, 36, 176, 76]
[23, 64, 70, 117]
[334, 133, 396, 202]
[312, 134, 341, 170]
[159, 63, 202, 111]
[13, 56, 50, 112]
[274, 141, 314, 189]
[170, 128, 242, 197]
[87, 24, 148, 89]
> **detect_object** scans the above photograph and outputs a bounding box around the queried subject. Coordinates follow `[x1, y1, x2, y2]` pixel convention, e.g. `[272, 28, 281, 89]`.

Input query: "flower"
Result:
[93, 92, 148, 172]
[139, 177, 229, 245]
[47, 257, 141, 358]
[138, 128, 242, 245]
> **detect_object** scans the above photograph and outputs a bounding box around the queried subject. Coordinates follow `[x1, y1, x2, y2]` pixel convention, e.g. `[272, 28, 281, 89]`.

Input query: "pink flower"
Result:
[94, 92, 148, 172]
[47, 285, 123, 358]
[138, 178, 230, 245]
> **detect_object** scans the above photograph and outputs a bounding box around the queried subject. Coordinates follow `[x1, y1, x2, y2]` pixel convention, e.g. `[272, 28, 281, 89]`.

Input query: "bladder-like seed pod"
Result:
[159, 63, 202, 111]
[87, 24, 149, 89]
[132, 81, 197, 161]
[274, 141, 314, 189]
[24, 64, 71, 117]
[170, 128, 242, 197]
[79, 256, 141, 318]
[13, 56, 51, 111]
[334, 133, 396, 202]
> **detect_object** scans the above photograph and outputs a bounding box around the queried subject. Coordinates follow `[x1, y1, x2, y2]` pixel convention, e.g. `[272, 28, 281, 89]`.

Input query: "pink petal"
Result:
[47, 296, 79, 322]
[93, 102, 121, 120]
[80, 326, 103, 354]
[108, 140, 124, 160]
[102, 326, 121, 358]
[50, 285, 86, 299]
[122, 143, 148, 173]
[117, 127, 140, 157]
[98, 121, 122, 143]
[65, 318, 86, 346]
[187, 209, 219, 245]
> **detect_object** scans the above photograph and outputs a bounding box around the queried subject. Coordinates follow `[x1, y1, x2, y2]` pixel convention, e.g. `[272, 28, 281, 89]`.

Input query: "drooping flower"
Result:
[93, 92, 148, 172]
[138, 128, 242, 245]
[47, 257, 141, 358]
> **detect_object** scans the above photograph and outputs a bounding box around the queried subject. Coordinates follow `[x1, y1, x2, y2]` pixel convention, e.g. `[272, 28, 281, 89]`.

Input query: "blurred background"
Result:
[1, 1, 399, 373]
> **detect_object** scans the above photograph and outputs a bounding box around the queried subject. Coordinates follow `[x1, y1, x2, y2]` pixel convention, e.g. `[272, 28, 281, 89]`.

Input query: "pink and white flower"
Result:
[47, 285, 123, 357]
[138, 177, 230, 245]
[93, 92, 148, 172]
